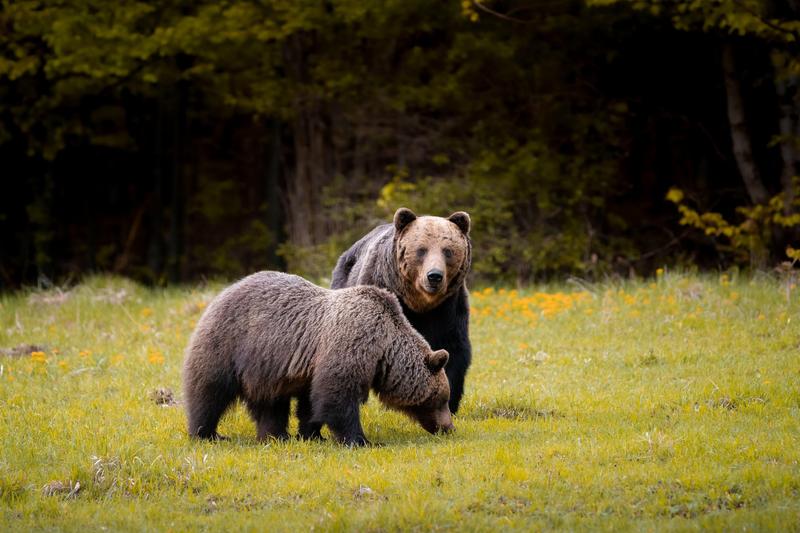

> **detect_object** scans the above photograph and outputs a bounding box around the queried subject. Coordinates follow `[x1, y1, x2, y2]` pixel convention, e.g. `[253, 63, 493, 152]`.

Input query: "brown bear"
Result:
[182, 271, 454, 446]
[332, 208, 472, 413]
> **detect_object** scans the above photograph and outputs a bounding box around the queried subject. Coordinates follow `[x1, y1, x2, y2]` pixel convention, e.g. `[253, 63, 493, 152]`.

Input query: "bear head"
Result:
[393, 207, 471, 313]
[380, 348, 454, 434]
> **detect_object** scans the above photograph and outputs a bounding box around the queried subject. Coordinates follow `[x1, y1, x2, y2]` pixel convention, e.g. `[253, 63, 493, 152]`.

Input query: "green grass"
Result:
[1, 272, 798, 531]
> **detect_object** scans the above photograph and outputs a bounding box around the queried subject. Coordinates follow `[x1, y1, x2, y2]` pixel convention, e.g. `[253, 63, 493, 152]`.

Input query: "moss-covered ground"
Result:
[1, 272, 798, 531]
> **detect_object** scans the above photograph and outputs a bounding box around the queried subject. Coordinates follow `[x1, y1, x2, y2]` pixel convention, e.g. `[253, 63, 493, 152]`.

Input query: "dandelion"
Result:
[140, 307, 154, 318]
[656, 268, 664, 277]
[148, 350, 165, 365]
[30, 351, 47, 363]
[112, 354, 125, 365]
[58, 360, 68, 370]
[79, 350, 92, 357]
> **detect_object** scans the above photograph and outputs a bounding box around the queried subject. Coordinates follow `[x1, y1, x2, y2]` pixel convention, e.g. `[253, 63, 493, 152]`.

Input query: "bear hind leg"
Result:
[246, 397, 291, 441]
[187, 385, 236, 440]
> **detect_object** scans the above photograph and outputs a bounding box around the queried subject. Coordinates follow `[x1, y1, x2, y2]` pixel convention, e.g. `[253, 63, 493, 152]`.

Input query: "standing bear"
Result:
[332, 208, 472, 413]
[183, 271, 454, 446]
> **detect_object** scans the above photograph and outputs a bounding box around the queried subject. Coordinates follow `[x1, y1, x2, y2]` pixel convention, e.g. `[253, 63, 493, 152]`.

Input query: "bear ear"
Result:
[447, 211, 470, 235]
[427, 349, 449, 373]
[394, 207, 417, 233]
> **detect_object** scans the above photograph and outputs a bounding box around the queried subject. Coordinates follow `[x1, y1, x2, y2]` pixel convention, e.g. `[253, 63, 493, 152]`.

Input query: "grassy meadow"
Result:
[1, 271, 799, 531]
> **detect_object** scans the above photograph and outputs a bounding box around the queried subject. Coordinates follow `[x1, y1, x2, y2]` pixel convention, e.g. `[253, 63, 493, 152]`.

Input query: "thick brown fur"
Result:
[182, 271, 453, 446]
[331, 208, 472, 413]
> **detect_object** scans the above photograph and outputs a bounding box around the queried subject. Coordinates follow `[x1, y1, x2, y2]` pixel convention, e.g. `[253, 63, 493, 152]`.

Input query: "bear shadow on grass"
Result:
[201, 400, 450, 448]
[460, 399, 562, 423]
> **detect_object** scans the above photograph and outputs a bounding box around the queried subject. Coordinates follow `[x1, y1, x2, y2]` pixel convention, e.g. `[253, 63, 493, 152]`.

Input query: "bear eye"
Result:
[443, 248, 453, 259]
[416, 248, 428, 259]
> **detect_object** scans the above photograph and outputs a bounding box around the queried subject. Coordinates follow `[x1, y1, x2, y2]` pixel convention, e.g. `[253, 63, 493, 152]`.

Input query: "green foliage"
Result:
[590, 0, 800, 41]
[667, 184, 800, 266]
[1, 0, 797, 285]
[1, 274, 798, 529]
[360, 135, 629, 282]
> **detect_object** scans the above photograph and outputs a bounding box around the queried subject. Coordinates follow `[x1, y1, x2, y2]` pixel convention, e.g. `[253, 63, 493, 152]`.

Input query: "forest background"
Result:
[1, 0, 799, 290]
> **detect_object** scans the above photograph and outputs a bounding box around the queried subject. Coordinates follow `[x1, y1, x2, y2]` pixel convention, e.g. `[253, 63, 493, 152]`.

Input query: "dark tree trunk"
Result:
[168, 75, 187, 284]
[283, 34, 335, 251]
[147, 96, 166, 282]
[722, 42, 770, 205]
[775, 73, 797, 216]
[266, 119, 285, 269]
[29, 164, 55, 284]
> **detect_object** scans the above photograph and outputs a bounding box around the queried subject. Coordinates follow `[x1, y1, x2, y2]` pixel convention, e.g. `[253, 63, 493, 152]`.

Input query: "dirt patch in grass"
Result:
[203, 494, 302, 514]
[27, 289, 71, 306]
[149, 387, 178, 406]
[468, 401, 561, 421]
[42, 480, 81, 499]
[468, 495, 531, 515]
[639, 351, 660, 367]
[692, 396, 767, 412]
[0, 344, 47, 357]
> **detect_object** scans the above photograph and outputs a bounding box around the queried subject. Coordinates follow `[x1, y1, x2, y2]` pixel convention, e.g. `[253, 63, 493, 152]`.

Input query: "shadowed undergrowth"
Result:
[0, 272, 798, 531]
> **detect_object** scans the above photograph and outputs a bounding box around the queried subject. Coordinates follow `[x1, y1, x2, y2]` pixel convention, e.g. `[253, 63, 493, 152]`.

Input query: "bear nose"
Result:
[427, 270, 444, 284]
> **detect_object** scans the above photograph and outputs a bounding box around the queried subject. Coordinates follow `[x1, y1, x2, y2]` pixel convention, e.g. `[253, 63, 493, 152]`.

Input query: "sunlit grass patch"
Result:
[1, 272, 798, 530]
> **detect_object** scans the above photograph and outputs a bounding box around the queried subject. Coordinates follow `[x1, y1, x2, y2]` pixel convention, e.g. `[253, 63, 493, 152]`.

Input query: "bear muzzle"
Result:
[434, 408, 455, 434]
[423, 269, 445, 294]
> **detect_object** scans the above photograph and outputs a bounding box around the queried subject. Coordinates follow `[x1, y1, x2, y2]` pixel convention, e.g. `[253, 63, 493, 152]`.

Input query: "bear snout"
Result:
[435, 408, 455, 434]
[426, 269, 444, 285]
[423, 269, 446, 294]
[438, 421, 455, 434]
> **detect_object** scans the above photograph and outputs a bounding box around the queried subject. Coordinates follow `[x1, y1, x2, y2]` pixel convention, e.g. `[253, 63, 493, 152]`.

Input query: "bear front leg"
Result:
[311, 387, 369, 447]
[245, 397, 291, 441]
[297, 389, 324, 441]
[437, 290, 472, 414]
[326, 402, 369, 447]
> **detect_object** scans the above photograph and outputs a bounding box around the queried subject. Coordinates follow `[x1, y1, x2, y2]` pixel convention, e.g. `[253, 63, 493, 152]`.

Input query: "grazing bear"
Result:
[331, 207, 472, 413]
[182, 271, 454, 446]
